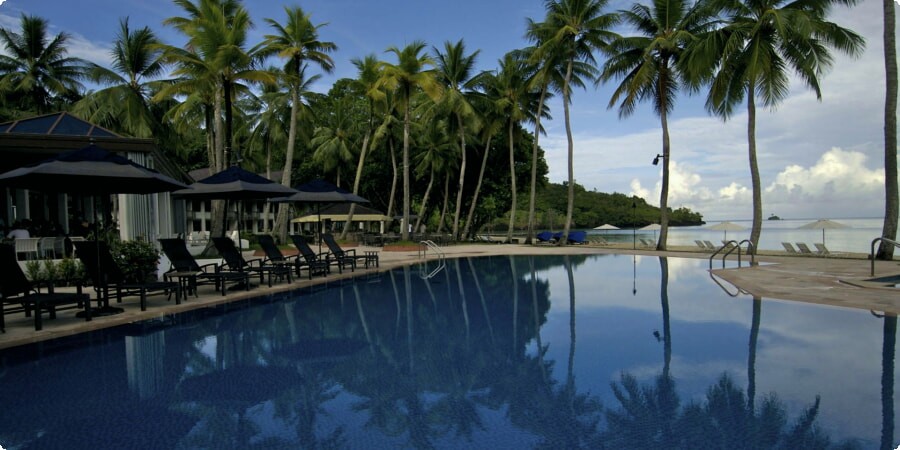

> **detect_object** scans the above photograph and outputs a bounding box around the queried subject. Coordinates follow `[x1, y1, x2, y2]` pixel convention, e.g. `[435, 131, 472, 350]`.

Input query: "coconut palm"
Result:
[461, 78, 504, 240]
[433, 40, 482, 240]
[74, 18, 167, 138]
[696, 0, 864, 254]
[540, 0, 619, 245]
[0, 14, 90, 115]
[413, 118, 454, 231]
[599, 0, 716, 250]
[311, 96, 358, 186]
[881, 0, 898, 260]
[259, 5, 337, 240]
[378, 41, 443, 240]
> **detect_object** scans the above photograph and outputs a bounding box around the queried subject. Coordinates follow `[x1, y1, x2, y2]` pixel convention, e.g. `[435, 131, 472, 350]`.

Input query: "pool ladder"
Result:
[709, 239, 756, 270]
[418, 240, 445, 279]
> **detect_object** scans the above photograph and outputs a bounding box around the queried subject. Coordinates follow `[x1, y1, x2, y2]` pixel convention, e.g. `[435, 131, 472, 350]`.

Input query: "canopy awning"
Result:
[291, 203, 390, 223]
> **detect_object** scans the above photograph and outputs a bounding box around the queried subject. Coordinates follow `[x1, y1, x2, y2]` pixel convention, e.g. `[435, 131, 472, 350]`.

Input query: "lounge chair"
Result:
[703, 240, 717, 250]
[211, 237, 292, 287]
[813, 243, 841, 256]
[640, 238, 656, 248]
[288, 235, 332, 278]
[782, 242, 798, 253]
[324, 233, 379, 269]
[159, 238, 250, 297]
[0, 243, 91, 331]
[72, 240, 180, 312]
[795, 243, 816, 255]
[257, 235, 299, 268]
[695, 240, 709, 251]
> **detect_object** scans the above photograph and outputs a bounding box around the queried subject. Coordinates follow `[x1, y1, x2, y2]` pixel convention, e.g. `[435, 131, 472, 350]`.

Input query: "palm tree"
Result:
[413, 118, 454, 231]
[880, 0, 898, 260]
[599, 0, 715, 250]
[461, 78, 504, 240]
[434, 40, 482, 240]
[311, 96, 357, 186]
[541, 0, 619, 245]
[259, 5, 337, 240]
[378, 41, 443, 241]
[74, 18, 167, 138]
[697, 0, 864, 254]
[0, 14, 90, 115]
[341, 54, 384, 240]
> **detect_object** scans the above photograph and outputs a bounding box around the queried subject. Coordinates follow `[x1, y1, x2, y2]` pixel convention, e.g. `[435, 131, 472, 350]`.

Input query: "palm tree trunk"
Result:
[880, 0, 898, 260]
[402, 100, 411, 241]
[747, 88, 762, 255]
[414, 168, 435, 231]
[340, 129, 371, 240]
[561, 60, 576, 246]
[275, 85, 301, 241]
[223, 79, 235, 165]
[657, 69, 671, 251]
[385, 135, 398, 233]
[438, 171, 450, 233]
[748, 297, 761, 413]
[526, 84, 549, 245]
[452, 113, 467, 240]
[882, 313, 896, 450]
[507, 121, 517, 242]
[211, 89, 226, 240]
[462, 135, 493, 239]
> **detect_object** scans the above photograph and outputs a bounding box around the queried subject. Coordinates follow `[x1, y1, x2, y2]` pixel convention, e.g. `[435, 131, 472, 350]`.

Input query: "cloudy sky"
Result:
[1, 0, 893, 220]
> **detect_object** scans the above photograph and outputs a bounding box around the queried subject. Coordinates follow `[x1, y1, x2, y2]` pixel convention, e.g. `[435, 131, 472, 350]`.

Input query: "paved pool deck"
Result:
[1, 243, 897, 350]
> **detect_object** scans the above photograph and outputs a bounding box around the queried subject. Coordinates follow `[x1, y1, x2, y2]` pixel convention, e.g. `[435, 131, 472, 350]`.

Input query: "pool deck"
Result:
[1, 243, 898, 350]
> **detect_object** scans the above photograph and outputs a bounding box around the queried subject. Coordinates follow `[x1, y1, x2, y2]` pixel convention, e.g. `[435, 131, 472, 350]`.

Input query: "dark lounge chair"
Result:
[211, 237, 292, 287]
[0, 243, 91, 332]
[288, 234, 331, 278]
[322, 233, 376, 270]
[72, 240, 180, 312]
[159, 238, 251, 297]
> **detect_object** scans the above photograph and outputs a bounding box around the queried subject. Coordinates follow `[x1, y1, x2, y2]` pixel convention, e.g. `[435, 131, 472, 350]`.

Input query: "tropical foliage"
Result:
[0, 0, 871, 242]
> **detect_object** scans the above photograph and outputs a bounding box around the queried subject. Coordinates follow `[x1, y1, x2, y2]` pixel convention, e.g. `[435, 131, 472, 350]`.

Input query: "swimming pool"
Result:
[0, 254, 894, 448]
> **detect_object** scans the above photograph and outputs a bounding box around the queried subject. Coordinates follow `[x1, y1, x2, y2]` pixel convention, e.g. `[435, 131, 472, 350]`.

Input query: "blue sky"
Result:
[0, 0, 891, 221]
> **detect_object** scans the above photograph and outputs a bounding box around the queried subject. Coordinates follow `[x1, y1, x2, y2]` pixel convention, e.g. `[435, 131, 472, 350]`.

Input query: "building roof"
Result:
[0, 112, 119, 137]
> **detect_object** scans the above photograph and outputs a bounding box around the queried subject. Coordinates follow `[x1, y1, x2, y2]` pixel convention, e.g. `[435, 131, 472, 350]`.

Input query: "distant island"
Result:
[768, 214, 782, 220]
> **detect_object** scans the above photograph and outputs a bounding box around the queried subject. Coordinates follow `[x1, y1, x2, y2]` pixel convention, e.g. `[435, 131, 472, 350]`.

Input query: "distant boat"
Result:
[768, 214, 782, 220]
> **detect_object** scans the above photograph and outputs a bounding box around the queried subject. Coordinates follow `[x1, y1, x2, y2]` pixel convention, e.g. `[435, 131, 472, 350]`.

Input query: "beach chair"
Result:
[288, 235, 332, 278]
[323, 233, 375, 270]
[695, 240, 709, 251]
[72, 240, 180, 312]
[703, 240, 717, 250]
[212, 237, 292, 287]
[257, 235, 299, 268]
[782, 242, 798, 254]
[813, 243, 840, 256]
[159, 238, 250, 297]
[795, 243, 815, 255]
[0, 243, 91, 331]
[640, 238, 655, 248]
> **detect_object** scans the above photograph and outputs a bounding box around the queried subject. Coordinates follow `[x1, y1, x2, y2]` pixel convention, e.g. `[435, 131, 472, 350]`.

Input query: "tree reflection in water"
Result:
[0, 255, 884, 449]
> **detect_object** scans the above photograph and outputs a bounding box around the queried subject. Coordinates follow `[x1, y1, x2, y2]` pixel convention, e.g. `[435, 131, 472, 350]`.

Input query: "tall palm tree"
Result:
[697, 0, 864, 254]
[541, 0, 619, 245]
[434, 40, 482, 240]
[341, 54, 385, 240]
[378, 41, 443, 241]
[0, 14, 90, 115]
[311, 96, 357, 186]
[74, 18, 167, 138]
[489, 52, 540, 243]
[600, 0, 715, 250]
[413, 118, 454, 231]
[461, 78, 504, 239]
[880, 0, 898, 260]
[259, 6, 336, 240]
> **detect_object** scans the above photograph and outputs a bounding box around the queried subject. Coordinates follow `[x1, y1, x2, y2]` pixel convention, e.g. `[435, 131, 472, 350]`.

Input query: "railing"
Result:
[708, 272, 750, 297]
[870, 237, 900, 276]
[709, 239, 756, 270]
[418, 240, 445, 279]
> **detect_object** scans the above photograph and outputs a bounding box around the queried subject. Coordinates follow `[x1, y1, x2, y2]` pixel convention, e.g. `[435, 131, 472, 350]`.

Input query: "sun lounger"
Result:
[212, 237, 292, 287]
[795, 242, 816, 255]
[640, 238, 656, 248]
[782, 242, 798, 253]
[159, 238, 251, 297]
[703, 240, 717, 250]
[288, 235, 332, 278]
[813, 243, 843, 257]
[695, 240, 709, 251]
[0, 243, 91, 331]
[323, 233, 376, 270]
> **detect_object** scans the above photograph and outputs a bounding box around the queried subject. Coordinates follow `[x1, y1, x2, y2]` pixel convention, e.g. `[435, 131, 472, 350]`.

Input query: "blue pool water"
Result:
[0, 254, 895, 449]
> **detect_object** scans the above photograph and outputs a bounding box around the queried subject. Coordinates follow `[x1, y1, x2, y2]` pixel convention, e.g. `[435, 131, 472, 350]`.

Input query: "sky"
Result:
[0, 0, 893, 221]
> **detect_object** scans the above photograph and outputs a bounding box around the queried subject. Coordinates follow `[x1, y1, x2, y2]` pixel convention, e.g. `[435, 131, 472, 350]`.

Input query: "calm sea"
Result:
[587, 217, 895, 254]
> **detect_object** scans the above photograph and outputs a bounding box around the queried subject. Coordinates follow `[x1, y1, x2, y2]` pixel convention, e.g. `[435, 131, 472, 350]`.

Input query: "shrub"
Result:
[58, 257, 79, 285]
[43, 259, 58, 284]
[25, 260, 42, 281]
[112, 240, 160, 283]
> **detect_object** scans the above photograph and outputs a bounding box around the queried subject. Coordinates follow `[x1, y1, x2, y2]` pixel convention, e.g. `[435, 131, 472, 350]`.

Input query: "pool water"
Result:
[0, 254, 895, 449]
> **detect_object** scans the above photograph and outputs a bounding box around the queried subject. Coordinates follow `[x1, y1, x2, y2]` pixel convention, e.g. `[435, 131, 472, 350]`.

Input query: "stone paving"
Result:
[1, 242, 898, 350]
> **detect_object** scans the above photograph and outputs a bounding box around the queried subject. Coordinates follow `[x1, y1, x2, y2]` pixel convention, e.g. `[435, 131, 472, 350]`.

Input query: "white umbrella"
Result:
[797, 219, 849, 245]
[706, 221, 746, 241]
[639, 223, 661, 239]
[593, 224, 620, 231]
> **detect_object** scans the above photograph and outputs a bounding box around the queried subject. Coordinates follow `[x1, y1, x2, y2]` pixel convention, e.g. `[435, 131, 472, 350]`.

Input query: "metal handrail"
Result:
[870, 237, 900, 276]
[708, 272, 749, 297]
[709, 239, 756, 270]
[418, 240, 445, 279]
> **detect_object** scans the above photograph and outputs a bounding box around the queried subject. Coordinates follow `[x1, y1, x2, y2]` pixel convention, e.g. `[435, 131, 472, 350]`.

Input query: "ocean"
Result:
[586, 217, 895, 254]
